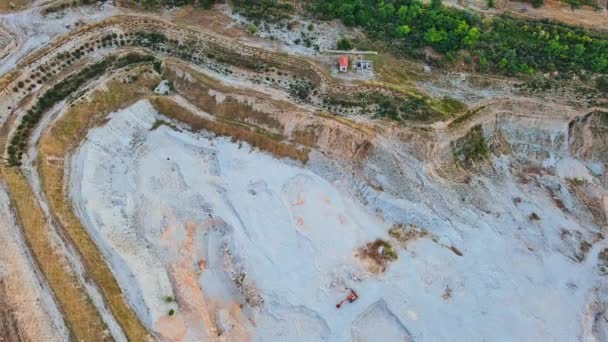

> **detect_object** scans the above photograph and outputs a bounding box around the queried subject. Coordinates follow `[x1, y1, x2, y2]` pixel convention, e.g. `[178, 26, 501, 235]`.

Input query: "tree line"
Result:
[311, 0, 608, 76]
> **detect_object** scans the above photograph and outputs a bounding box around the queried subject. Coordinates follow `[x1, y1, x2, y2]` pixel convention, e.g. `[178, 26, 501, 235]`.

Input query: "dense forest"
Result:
[311, 0, 608, 75]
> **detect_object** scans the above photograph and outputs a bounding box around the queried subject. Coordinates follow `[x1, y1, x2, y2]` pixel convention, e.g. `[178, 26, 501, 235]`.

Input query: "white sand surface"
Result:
[69, 100, 608, 341]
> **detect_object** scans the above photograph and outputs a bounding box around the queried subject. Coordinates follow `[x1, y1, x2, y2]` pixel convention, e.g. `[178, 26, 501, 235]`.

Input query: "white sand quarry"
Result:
[69, 100, 608, 341]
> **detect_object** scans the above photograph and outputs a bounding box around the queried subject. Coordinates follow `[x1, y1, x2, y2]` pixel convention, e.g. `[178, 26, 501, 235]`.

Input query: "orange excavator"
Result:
[336, 288, 358, 309]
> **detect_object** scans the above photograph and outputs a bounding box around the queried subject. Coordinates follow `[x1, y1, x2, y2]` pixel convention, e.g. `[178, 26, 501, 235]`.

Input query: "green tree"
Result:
[396, 25, 411, 37]
[478, 56, 489, 71]
[407, 0, 423, 20]
[592, 56, 608, 72]
[572, 44, 586, 59]
[424, 27, 448, 44]
[463, 27, 480, 46]
[498, 57, 508, 69]
[337, 3, 356, 25]
[397, 5, 408, 21]
[547, 39, 569, 58]
[431, 0, 443, 8]
[378, 2, 395, 20]
[455, 21, 470, 35]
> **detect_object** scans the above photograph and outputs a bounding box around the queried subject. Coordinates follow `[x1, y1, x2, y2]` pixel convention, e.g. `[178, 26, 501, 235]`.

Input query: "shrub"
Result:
[153, 61, 162, 74]
[247, 24, 259, 34]
[451, 124, 489, 167]
[198, 0, 215, 9]
[568, 177, 586, 186]
[336, 37, 354, 50]
[596, 76, 608, 92]
[567, 0, 580, 8]
[232, 0, 293, 22]
[288, 80, 315, 101]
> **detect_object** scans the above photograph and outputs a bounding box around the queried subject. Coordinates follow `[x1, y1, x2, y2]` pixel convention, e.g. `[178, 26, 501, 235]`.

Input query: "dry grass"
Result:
[314, 111, 376, 137]
[165, 61, 285, 132]
[290, 123, 323, 147]
[37, 66, 159, 342]
[388, 223, 428, 245]
[367, 53, 427, 87]
[0, 278, 25, 341]
[0, 72, 20, 93]
[151, 96, 309, 163]
[1, 168, 110, 341]
[0, 0, 30, 12]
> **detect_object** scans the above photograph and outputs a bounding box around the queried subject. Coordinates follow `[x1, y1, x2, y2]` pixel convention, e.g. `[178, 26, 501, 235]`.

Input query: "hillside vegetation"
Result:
[234, 0, 608, 77]
[313, 0, 608, 75]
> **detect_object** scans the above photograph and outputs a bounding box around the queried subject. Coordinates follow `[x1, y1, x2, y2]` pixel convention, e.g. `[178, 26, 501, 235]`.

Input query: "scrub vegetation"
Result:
[451, 124, 489, 168]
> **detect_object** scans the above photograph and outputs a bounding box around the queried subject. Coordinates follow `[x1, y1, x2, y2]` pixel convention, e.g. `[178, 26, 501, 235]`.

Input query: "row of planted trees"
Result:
[7, 53, 158, 166]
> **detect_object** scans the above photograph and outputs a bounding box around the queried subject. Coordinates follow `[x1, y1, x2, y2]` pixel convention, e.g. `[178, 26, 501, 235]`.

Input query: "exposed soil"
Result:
[504, 0, 608, 32]
[0, 281, 24, 342]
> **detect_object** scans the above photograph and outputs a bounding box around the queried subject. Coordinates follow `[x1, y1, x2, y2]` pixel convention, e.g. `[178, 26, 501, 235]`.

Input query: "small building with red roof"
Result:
[338, 55, 348, 72]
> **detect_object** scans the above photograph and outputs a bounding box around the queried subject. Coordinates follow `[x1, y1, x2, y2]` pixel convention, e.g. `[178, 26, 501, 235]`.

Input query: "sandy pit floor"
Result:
[69, 99, 608, 341]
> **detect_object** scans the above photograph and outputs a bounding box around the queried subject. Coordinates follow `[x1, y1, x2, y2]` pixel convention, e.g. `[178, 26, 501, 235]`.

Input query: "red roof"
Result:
[338, 55, 348, 67]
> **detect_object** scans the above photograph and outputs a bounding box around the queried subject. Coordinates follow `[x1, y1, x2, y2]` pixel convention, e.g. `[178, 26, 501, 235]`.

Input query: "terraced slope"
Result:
[0, 4, 606, 342]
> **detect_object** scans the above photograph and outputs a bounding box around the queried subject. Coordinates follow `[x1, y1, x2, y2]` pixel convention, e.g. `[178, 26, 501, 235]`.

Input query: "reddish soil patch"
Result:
[295, 216, 304, 226]
[292, 195, 305, 206]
